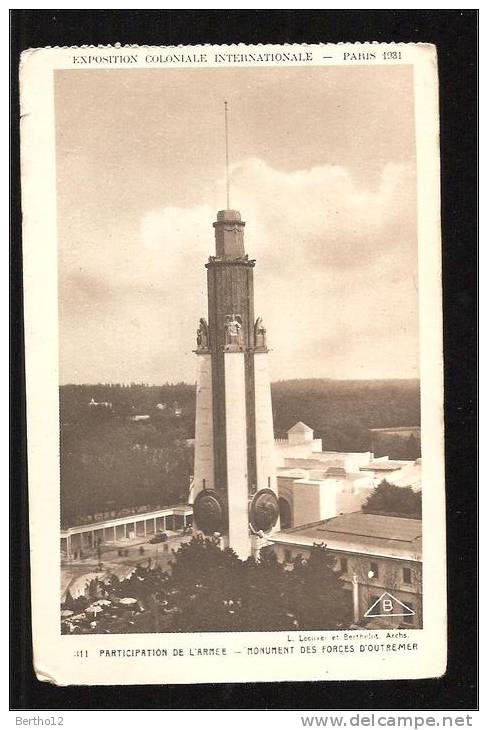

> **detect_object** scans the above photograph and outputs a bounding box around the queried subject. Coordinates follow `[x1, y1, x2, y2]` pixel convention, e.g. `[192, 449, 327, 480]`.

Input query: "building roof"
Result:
[360, 460, 421, 490]
[369, 426, 420, 433]
[315, 512, 421, 541]
[61, 503, 192, 535]
[270, 511, 422, 561]
[359, 460, 407, 472]
[288, 421, 313, 434]
[325, 466, 347, 476]
[307, 470, 371, 482]
[283, 457, 343, 469]
[277, 468, 309, 479]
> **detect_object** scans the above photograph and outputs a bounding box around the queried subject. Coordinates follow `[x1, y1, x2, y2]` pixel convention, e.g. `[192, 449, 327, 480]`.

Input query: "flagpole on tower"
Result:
[224, 101, 230, 209]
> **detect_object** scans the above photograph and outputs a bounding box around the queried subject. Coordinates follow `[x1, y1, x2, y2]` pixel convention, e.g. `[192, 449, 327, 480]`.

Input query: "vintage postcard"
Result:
[20, 42, 446, 685]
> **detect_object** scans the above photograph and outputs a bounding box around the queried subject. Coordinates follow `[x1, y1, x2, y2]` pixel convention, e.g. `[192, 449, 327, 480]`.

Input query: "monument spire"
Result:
[212, 103, 245, 259]
[190, 109, 279, 560]
[224, 100, 230, 209]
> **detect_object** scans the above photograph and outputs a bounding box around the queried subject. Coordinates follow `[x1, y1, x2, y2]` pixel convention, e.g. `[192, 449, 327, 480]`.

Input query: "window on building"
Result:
[402, 602, 414, 625]
[403, 567, 412, 584]
[284, 549, 292, 563]
[369, 562, 379, 579]
[340, 558, 348, 573]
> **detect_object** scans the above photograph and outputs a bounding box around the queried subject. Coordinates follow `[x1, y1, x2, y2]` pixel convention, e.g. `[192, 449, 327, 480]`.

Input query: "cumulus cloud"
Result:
[228, 158, 416, 269]
[60, 157, 418, 383]
[140, 157, 416, 272]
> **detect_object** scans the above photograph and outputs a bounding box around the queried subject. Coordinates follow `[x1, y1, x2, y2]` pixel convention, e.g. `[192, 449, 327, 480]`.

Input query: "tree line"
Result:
[60, 379, 420, 527]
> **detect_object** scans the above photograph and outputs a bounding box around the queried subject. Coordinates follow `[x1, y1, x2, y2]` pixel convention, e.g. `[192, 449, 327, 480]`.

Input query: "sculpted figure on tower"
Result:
[254, 317, 267, 351]
[224, 313, 243, 350]
[196, 318, 209, 351]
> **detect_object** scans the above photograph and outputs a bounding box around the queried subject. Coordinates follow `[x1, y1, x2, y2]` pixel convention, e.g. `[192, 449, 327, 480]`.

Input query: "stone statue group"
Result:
[196, 315, 267, 351]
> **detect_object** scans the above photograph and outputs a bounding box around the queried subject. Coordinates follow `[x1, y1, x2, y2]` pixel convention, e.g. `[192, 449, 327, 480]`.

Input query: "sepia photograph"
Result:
[55, 62, 423, 635]
[19, 41, 447, 685]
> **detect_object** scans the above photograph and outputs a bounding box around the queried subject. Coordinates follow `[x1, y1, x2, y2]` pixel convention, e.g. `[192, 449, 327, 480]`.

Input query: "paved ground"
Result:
[61, 532, 192, 601]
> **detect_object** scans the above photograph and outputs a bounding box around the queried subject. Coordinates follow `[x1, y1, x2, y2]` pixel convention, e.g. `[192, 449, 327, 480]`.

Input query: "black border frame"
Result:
[10, 9, 478, 711]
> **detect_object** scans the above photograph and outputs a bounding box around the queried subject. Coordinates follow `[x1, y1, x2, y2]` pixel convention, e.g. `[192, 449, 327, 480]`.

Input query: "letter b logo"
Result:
[364, 592, 415, 618]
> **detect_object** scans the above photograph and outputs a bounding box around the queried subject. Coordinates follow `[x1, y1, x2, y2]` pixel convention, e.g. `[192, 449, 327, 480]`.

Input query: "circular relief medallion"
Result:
[193, 490, 226, 535]
[249, 489, 279, 533]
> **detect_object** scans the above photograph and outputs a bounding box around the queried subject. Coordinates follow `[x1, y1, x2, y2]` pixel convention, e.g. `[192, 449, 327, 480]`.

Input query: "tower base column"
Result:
[224, 351, 251, 560]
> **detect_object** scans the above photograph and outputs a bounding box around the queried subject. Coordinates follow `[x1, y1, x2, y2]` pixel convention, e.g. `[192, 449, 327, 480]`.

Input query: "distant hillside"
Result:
[60, 379, 419, 451]
[270, 378, 420, 453]
[60, 382, 197, 438]
[59, 379, 420, 526]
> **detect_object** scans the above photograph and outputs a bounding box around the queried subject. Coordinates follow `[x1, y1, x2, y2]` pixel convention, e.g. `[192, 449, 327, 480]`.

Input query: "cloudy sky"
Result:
[55, 64, 418, 385]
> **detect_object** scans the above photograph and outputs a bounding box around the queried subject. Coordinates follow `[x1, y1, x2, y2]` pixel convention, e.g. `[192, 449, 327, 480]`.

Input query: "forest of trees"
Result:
[60, 384, 196, 527]
[61, 538, 352, 634]
[60, 379, 420, 527]
[271, 378, 420, 454]
[60, 382, 196, 435]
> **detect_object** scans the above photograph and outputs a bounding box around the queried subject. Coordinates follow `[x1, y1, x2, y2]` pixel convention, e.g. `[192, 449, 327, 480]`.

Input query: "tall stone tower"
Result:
[190, 209, 280, 559]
